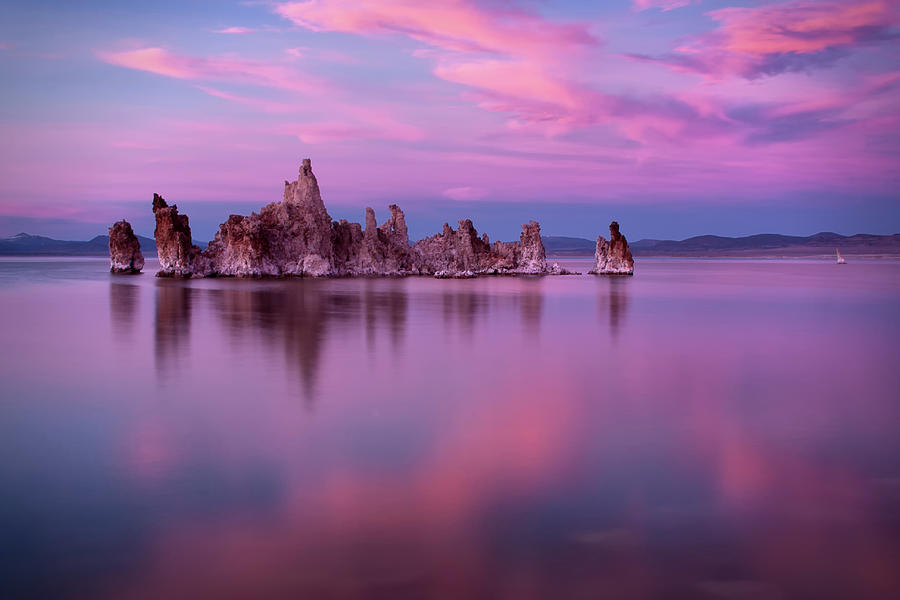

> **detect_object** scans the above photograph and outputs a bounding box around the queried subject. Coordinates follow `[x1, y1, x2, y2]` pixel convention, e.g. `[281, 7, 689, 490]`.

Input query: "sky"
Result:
[1, 0, 898, 242]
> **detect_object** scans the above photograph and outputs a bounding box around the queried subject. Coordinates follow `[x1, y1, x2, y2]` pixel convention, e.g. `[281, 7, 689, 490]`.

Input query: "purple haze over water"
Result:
[1, 258, 899, 598]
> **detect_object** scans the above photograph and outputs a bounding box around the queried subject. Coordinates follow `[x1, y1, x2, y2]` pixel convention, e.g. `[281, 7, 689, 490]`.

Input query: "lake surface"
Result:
[1, 257, 899, 599]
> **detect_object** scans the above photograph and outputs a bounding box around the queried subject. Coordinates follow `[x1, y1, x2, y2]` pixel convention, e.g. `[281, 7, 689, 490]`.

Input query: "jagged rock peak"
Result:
[379, 204, 409, 248]
[590, 220, 634, 275]
[108, 219, 144, 274]
[515, 220, 548, 274]
[610, 221, 623, 240]
[152, 193, 207, 278]
[283, 157, 327, 217]
[365, 207, 378, 236]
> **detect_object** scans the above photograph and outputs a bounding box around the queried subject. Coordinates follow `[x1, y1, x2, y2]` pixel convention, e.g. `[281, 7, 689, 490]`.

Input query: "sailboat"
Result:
[836, 248, 847, 264]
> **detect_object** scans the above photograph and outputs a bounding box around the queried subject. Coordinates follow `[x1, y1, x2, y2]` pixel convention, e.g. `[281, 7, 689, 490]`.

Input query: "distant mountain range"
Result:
[544, 233, 900, 257]
[2, 232, 898, 257]
[540, 236, 597, 256]
[0, 233, 159, 256]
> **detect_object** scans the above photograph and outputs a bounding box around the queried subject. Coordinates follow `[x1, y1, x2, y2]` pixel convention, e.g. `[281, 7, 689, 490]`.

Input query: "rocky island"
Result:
[590, 221, 634, 275]
[107, 158, 635, 278]
[149, 159, 575, 278]
[108, 220, 144, 274]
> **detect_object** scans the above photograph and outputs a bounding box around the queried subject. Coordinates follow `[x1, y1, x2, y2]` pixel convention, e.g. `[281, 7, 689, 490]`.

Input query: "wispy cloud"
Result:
[631, 0, 900, 78]
[274, 0, 599, 56]
[97, 46, 328, 94]
[213, 26, 257, 35]
[272, 0, 898, 148]
[97, 45, 422, 144]
[7, 0, 892, 224]
[292, 120, 423, 144]
[632, 0, 696, 11]
[443, 186, 488, 201]
[273, 0, 611, 136]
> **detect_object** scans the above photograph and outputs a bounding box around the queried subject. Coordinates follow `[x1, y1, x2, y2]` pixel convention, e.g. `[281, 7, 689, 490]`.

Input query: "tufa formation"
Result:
[149, 159, 572, 278]
[108, 220, 144, 274]
[590, 221, 634, 275]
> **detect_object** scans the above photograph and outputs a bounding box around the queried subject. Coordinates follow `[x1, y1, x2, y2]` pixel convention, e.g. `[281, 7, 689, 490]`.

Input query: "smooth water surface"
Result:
[1, 257, 899, 599]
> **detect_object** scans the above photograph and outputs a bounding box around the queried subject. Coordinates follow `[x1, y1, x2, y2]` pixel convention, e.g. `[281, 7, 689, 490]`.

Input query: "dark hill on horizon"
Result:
[0, 232, 159, 256]
[540, 236, 596, 256]
[544, 233, 900, 257]
[2, 232, 898, 258]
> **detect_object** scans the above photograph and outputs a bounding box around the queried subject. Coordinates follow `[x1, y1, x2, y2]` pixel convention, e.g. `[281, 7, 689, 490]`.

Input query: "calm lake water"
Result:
[1, 257, 899, 599]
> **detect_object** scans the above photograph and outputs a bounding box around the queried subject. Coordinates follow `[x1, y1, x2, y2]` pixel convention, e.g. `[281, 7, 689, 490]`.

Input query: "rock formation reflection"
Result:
[151, 279, 553, 402]
[600, 277, 630, 337]
[518, 280, 544, 337]
[109, 281, 139, 341]
[154, 282, 194, 377]
[439, 282, 544, 340]
[154, 281, 411, 405]
[441, 289, 488, 339]
[364, 283, 408, 354]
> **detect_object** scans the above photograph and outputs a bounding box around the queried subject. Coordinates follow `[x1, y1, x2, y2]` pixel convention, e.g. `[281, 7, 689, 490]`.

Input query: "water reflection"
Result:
[150, 280, 562, 403]
[438, 284, 544, 339]
[109, 281, 139, 341]
[364, 284, 407, 353]
[7, 261, 900, 598]
[441, 290, 488, 339]
[599, 276, 630, 337]
[153, 281, 415, 404]
[154, 282, 194, 377]
[520, 281, 544, 336]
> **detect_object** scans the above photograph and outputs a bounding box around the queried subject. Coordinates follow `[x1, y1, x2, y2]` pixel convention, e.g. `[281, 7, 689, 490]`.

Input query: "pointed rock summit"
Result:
[590, 221, 634, 275]
[152, 194, 206, 277]
[145, 158, 572, 278]
[108, 220, 144, 273]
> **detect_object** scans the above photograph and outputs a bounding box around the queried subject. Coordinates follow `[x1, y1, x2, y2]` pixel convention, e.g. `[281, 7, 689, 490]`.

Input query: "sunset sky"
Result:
[1, 0, 898, 241]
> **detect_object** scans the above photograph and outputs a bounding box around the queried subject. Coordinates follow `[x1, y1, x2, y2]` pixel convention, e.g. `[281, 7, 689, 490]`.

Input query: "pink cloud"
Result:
[284, 45, 360, 64]
[97, 47, 327, 94]
[274, 0, 607, 136]
[711, 0, 899, 56]
[292, 119, 423, 143]
[277, 0, 892, 152]
[96, 45, 425, 148]
[275, 0, 598, 57]
[435, 60, 585, 111]
[193, 85, 301, 114]
[442, 186, 488, 201]
[431, 57, 738, 142]
[213, 26, 257, 34]
[270, 0, 767, 150]
[633, 0, 696, 11]
[632, 0, 900, 78]
[28, 2, 889, 216]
